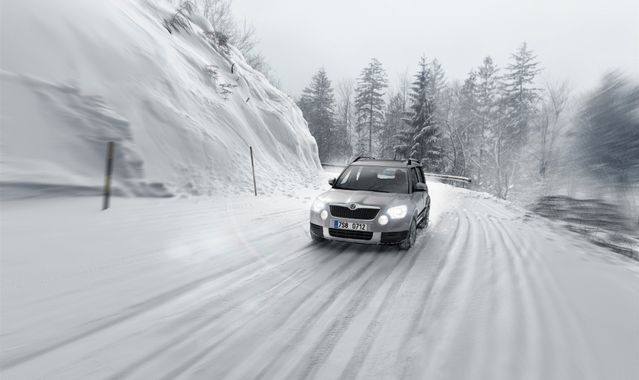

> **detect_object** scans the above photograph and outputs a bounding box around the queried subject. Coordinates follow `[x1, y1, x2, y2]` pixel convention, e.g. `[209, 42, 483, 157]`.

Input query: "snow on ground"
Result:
[0, 0, 320, 199]
[1, 169, 638, 380]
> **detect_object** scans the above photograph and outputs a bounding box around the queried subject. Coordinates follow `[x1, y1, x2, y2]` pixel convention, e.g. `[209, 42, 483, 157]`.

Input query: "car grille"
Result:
[328, 228, 373, 240]
[329, 205, 379, 220]
[380, 231, 408, 244]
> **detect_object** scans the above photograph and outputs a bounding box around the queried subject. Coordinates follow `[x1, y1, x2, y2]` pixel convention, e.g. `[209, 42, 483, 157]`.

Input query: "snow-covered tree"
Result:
[335, 79, 356, 160]
[298, 68, 337, 162]
[497, 43, 542, 198]
[475, 56, 501, 191]
[409, 56, 443, 171]
[391, 71, 413, 159]
[354, 58, 388, 155]
[502, 43, 542, 150]
[380, 92, 407, 158]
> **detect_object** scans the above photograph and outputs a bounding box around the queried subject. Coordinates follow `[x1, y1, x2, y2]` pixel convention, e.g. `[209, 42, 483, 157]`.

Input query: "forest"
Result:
[297, 44, 639, 207]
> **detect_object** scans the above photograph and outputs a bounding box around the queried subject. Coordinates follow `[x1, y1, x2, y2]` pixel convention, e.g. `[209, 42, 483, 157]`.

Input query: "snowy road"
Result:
[1, 174, 638, 379]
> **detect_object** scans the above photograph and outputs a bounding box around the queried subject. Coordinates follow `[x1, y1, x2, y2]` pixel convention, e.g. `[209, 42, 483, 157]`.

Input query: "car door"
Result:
[409, 168, 427, 218]
[416, 167, 430, 210]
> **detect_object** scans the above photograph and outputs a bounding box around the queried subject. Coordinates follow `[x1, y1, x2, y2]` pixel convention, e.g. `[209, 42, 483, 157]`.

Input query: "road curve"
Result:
[1, 182, 638, 379]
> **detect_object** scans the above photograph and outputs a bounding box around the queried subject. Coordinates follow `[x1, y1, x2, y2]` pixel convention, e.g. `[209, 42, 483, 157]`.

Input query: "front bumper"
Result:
[310, 221, 409, 245]
[310, 204, 413, 245]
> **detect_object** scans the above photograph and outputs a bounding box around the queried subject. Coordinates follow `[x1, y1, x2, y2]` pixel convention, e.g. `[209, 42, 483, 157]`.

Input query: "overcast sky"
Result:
[233, 0, 638, 97]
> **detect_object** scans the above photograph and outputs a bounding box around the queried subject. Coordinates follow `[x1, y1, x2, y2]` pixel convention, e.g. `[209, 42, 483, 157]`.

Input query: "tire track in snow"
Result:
[399, 208, 483, 379]
[394, 210, 469, 374]
[481, 199, 577, 380]
[160, 245, 376, 380]
[1, 229, 314, 371]
[249, 247, 382, 380]
[108, 244, 346, 379]
[507, 220, 599, 380]
[336, 231, 430, 380]
[286, 250, 405, 380]
[421, 208, 491, 379]
[483, 209, 532, 379]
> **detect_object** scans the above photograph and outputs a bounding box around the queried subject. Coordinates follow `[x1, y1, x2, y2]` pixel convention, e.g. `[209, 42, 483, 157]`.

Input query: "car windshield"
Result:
[334, 165, 409, 193]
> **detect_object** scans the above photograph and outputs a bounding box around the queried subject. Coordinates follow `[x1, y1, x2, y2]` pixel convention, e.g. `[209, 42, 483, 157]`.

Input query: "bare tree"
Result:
[336, 79, 355, 152]
[195, 0, 267, 74]
[538, 80, 570, 179]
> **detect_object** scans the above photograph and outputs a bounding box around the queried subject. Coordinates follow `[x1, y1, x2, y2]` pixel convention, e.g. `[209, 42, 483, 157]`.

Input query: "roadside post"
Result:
[103, 141, 115, 210]
[250, 146, 257, 196]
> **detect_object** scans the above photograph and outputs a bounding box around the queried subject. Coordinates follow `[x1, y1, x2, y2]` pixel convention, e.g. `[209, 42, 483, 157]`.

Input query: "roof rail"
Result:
[352, 155, 375, 163]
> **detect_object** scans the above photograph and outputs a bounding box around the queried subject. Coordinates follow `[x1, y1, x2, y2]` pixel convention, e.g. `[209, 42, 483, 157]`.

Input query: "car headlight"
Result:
[378, 214, 389, 225]
[387, 205, 407, 219]
[320, 210, 328, 220]
[312, 200, 325, 213]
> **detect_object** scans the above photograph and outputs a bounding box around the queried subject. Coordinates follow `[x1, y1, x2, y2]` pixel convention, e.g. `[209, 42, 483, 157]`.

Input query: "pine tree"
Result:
[497, 42, 542, 198]
[354, 58, 388, 155]
[458, 70, 479, 177]
[502, 42, 542, 150]
[391, 73, 412, 159]
[380, 92, 406, 158]
[298, 68, 336, 162]
[410, 56, 443, 171]
[475, 56, 501, 191]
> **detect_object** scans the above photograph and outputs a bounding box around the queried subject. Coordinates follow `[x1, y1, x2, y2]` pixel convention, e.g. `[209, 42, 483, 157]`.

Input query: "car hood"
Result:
[316, 188, 411, 209]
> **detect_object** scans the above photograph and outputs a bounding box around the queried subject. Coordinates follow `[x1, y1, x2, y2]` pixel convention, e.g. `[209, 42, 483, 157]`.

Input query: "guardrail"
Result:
[424, 173, 472, 184]
[320, 163, 472, 185]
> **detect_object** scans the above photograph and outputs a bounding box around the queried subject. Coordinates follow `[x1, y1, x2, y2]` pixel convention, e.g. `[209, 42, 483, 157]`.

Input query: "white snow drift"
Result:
[0, 0, 320, 198]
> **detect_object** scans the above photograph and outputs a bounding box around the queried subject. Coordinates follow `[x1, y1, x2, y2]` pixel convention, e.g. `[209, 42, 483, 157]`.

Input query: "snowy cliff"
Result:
[0, 0, 321, 198]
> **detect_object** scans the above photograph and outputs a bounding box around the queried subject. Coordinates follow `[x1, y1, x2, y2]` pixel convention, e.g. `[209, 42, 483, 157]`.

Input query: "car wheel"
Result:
[418, 208, 430, 229]
[400, 218, 417, 250]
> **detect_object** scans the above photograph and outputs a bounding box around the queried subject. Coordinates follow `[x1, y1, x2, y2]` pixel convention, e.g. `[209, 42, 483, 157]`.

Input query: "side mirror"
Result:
[413, 182, 427, 192]
[328, 178, 336, 186]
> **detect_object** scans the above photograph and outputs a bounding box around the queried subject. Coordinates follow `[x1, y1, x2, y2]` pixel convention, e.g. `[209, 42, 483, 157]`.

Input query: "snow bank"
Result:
[0, 0, 320, 198]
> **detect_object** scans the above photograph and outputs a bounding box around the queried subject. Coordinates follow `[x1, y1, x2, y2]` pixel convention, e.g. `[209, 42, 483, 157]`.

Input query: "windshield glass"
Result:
[334, 165, 409, 193]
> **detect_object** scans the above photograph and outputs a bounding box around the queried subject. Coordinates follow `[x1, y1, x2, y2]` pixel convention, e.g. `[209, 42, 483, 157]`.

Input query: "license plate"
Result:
[332, 219, 369, 231]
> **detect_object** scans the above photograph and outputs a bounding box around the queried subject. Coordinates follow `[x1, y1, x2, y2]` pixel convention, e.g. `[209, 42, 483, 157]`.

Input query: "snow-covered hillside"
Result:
[0, 0, 320, 198]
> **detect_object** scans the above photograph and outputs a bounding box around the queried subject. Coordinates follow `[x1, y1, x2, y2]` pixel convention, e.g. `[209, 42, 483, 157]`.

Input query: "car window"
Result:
[416, 167, 425, 183]
[410, 168, 419, 186]
[335, 166, 409, 193]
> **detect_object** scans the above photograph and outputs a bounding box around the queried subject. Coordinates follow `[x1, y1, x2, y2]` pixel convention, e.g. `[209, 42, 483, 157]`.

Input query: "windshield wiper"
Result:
[362, 184, 391, 193]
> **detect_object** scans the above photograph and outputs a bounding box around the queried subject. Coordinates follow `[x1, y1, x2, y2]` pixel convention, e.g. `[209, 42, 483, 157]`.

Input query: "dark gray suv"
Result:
[310, 158, 431, 250]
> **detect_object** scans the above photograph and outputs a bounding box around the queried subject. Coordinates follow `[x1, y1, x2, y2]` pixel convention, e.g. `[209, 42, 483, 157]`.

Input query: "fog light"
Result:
[378, 214, 389, 226]
[320, 210, 328, 220]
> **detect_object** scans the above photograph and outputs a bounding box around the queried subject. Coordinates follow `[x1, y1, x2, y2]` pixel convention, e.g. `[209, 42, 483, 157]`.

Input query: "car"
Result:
[309, 157, 431, 250]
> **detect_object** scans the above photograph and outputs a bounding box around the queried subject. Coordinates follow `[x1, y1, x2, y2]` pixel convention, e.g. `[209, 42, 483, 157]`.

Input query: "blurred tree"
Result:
[537, 80, 570, 179]
[578, 72, 639, 193]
